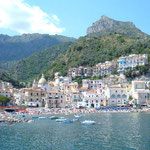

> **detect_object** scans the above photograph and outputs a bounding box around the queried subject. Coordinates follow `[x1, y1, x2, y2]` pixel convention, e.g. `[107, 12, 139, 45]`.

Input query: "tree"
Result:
[0, 95, 11, 106]
[129, 95, 133, 100]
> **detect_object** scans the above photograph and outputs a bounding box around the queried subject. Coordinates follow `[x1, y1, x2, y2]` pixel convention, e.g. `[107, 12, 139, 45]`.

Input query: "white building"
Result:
[80, 90, 101, 108]
[93, 61, 117, 76]
[107, 84, 128, 106]
[0, 89, 11, 98]
[118, 54, 148, 74]
[14, 89, 25, 105]
[131, 81, 150, 105]
[82, 79, 105, 90]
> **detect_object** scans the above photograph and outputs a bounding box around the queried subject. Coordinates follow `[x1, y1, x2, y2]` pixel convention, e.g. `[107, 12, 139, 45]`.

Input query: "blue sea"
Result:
[0, 113, 150, 150]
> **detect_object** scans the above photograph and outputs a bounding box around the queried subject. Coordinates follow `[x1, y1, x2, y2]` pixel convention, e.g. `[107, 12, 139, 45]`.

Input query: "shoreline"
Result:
[25, 107, 150, 115]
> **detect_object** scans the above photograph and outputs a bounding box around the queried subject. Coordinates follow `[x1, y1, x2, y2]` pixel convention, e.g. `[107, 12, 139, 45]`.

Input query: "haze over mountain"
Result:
[0, 33, 76, 62]
[87, 16, 149, 39]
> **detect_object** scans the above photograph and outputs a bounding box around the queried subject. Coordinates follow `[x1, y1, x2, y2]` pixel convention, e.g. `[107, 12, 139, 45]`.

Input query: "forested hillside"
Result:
[0, 33, 76, 62]
[43, 34, 150, 79]
[10, 42, 74, 81]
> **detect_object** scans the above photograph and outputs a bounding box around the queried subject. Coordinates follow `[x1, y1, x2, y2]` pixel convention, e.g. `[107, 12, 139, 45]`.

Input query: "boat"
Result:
[63, 120, 73, 123]
[74, 115, 80, 118]
[32, 116, 39, 119]
[81, 120, 96, 125]
[72, 118, 79, 122]
[56, 118, 67, 122]
[60, 117, 65, 119]
[50, 116, 59, 120]
[28, 120, 34, 123]
[39, 117, 46, 119]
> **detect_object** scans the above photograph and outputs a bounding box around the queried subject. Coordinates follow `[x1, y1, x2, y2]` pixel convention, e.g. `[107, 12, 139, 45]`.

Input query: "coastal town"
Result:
[1, 53, 150, 112]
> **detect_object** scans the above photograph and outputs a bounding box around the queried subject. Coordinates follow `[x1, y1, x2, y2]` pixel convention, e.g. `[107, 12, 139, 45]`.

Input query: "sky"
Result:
[0, 0, 149, 38]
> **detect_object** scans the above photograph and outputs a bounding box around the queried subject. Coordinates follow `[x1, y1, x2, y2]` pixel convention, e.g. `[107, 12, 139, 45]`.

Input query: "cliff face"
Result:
[87, 16, 148, 39]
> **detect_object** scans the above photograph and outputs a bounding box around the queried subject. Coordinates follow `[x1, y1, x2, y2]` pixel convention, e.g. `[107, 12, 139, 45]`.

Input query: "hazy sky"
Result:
[0, 0, 149, 38]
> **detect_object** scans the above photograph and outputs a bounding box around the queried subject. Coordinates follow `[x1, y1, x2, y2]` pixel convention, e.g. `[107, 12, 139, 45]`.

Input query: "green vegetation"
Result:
[44, 34, 150, 79]
[129, 95, 133, 100]
[0, 95, 11, 106]
[0, 33, 76, 62]
[0, 72, 24, 88]
[124, 65, 149, 79]
[10, 42, 74, 81]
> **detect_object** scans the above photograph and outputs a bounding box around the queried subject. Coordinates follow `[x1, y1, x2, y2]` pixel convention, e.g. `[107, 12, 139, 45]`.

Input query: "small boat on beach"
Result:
[56, 118, 67, 122]
[81, 120, 96, 125]
[74, 115, 80, 118]
[39, 117, 46, 119]
[32, 116, 39, 119]
[50, 116, 59, 120]
[63, 120, 73, 123]
[28, 120, 34, 123]
[73, 118, 79, 122]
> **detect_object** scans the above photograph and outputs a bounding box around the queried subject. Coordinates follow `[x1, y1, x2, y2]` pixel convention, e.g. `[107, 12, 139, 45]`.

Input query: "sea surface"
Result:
[0, 113, 150, 150]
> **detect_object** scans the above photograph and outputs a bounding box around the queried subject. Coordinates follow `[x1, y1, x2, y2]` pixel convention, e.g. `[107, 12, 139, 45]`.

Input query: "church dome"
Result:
[38, 74, 47, 84]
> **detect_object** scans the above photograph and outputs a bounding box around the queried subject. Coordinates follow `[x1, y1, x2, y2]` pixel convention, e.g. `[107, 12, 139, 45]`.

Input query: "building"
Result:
[14, 89, 25, 106]
[0, 81, 13, 89]
[68, 66, 93, 78]
[0, 89, 11, 98]
[82, 79, 105, 90]
[118, 54, 148, 74]
[45, 90, 65, 108]
[107, 84, 128, 106]
[24, 88, 46, 107]
[71, 92, 82, 108]
[80, 90, 101, 108]
[131, 81, 150, 105]
[93, 60, 117, 76]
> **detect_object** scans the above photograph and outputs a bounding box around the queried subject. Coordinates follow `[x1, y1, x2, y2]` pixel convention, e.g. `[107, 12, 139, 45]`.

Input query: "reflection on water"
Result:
[0, 113, 150, 150]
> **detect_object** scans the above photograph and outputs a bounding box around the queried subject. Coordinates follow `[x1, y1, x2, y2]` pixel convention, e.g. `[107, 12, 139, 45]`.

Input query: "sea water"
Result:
[0, 113, 150, 150]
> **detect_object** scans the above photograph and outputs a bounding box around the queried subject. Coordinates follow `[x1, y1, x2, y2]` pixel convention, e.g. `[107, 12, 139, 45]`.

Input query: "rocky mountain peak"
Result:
[86, 15, 148, 39]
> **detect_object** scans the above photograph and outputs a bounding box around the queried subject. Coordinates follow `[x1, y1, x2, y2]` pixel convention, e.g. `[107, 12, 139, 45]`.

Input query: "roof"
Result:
[86, 90, 97, 94]
[109, 85, 121, 88]
[48, 91, 59, 94]
[132, 81, 145, 83]
[0, 89, 11, 92]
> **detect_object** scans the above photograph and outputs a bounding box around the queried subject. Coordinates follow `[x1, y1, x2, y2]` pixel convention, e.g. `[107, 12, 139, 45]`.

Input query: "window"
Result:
[30, 98, 33, 102]
[122, 94, 127, 98]
[111, 94, 115, 99]
[117, 94, 121, 98]
[31, 93, 33, 96]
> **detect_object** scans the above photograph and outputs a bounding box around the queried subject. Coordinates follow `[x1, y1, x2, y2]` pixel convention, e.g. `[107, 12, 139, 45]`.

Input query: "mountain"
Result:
[87, 16, 149, 39]
[10, 42, 74, 81]
[43, 33, 150, 79]
[0, 33, 76, 62]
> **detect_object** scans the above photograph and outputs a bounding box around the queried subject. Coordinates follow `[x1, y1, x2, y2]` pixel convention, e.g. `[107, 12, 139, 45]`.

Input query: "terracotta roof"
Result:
[48, 91, 59, 94]
[87, 90, 96, 94]
[0, 89, 10, 92]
